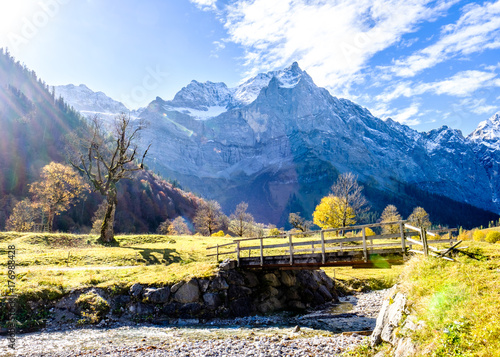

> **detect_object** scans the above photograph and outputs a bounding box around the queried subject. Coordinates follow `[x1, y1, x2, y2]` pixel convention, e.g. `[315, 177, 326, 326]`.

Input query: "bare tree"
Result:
[68, 114, 150, 244]
[288, 212, 311, 232]
[193, 200, 226, 236]
[331, 172, 368, 230]
[229, 202, 255, 237]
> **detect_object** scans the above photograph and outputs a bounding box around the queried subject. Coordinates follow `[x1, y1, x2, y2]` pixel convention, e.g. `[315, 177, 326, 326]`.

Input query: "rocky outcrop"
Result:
[49, 263, 338, 326]
[371, 286, 422, 357]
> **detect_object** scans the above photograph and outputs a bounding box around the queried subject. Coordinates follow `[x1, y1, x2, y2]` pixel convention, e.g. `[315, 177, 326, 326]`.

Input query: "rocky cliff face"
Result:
[56, 64, 500, 227]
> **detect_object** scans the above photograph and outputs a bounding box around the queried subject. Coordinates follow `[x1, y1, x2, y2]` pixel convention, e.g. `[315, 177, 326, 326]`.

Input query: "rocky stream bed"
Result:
[1, 289, 387, 357]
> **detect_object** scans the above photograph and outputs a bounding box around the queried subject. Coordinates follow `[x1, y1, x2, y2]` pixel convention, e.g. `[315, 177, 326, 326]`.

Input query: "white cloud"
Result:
[190, 0, 217, 11]
[391, 103, 421, 125]
[221, 0, 457, 92]
[376, 70, 498, 102]
[387, 1, 500, 77]
[457, 98, 498, 115]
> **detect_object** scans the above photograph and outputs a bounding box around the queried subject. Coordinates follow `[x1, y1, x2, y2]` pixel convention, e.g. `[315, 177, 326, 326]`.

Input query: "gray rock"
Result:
[288, 300, 306, 310]
[210, 276, 229, 291]
[174, 279, 200, 303]
[143, 287, 170, 303]
[242, 271, 260, 288]
[318, 270, 335, 290]
[228, 285, 253, 300]
[262, 273, 281, 287]
[394, 337, 417, 357]
[258, 297, 282, 314]
[318, 285, 333, 301]
[371, 286, 407, 347]
[202, 293, 222, 308]
[219, 259, 236, 270]
[128, 302, 154, 315]
[129, 283, 143, 298]
[171, 281, 184, 294]
[198, 279, 210, 293]
[280, 271, 297, 287]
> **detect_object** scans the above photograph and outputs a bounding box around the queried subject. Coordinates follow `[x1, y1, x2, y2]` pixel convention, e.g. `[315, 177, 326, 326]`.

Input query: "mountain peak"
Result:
[469, 111, 500, 143]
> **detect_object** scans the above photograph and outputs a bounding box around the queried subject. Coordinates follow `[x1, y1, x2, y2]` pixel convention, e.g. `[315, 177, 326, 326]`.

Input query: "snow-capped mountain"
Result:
[57, 64, 500, 227]
[54, 84, 143, 119]
[468, 112, 500, 206]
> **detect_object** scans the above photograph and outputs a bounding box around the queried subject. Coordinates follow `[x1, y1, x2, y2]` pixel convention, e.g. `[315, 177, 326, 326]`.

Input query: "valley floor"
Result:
[1, 290, 387, 357]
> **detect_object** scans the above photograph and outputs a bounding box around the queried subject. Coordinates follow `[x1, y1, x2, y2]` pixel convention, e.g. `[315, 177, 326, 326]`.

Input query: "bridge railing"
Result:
[206, 221, 458, 267]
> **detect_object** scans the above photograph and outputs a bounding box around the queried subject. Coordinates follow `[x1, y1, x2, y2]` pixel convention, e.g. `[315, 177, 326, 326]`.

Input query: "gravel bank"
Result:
[1, 289, 388, 357]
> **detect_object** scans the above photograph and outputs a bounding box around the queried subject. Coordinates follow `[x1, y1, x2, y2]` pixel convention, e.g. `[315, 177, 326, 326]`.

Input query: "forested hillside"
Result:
[0, 49, 201, 233]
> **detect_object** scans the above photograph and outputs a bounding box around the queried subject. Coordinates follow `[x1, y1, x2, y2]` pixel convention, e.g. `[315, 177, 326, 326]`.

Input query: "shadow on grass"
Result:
[123, 247, 182, 265]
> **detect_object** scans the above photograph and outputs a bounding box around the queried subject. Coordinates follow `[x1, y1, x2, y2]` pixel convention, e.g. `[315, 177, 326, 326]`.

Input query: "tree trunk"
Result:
[100, 186, 117, 244]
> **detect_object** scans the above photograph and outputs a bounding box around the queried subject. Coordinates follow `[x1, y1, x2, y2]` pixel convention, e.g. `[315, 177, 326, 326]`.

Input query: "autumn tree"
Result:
[312, 195, 355, 230]
[69, 114, 150, 244]
[5, 199, 36, 232]
[408, 207, 431, 229]
[193, 200, 226, 236]
[331, 173, 368, 230]
[29, 162, 89, 231]
[288, 212, 311, 232]
[380, 204, 402, 234]
[229, 202, 255, 237]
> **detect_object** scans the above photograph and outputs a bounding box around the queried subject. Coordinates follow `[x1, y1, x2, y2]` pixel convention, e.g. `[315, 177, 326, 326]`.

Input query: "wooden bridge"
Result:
[206, 221, 459, 270]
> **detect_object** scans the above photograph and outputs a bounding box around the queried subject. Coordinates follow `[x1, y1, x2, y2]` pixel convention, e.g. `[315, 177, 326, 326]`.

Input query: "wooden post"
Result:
[362, 227, 368, 262]
[340, 242, 343, 253]
[236, 241, 241, 267]
[321, 231, 326, 264]
[311, 242, 315, 254]
[288, 233, 293, 265]
[421, 228, 428, 257]
[216, 244, 219, 261]
[400, 222, 406, 257]
[260, 237, 264, 266]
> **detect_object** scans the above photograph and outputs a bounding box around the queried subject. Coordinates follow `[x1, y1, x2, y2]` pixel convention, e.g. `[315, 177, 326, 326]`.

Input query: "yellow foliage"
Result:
[211, 230, 225, 237]
[365, 227, 376, 236]
[473, 229, 485, 242]
[312, 195, 355, 229]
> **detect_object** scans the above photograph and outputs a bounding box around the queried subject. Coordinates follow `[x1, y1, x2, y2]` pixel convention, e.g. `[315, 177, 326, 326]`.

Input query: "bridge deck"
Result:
[207, 221, 458, 270]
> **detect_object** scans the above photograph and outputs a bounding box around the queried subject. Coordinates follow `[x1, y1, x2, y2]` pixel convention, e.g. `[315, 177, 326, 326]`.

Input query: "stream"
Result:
[1, 289, 387, 357]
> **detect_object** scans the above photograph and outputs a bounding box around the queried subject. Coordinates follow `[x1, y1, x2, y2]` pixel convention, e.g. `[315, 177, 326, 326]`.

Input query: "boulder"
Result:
[317, 270, 335, 290]
[129, 302, 154, 315]
[242, 271, 260, 288]
[198, 279, 210, 293]
[318, 285, 333, 301]
[171, 281, 184, 294]
[174, 279, 200, 304]
[143, 287, 170, 303]
[228, 285, 253, 300]
[258, 297, 283, 314]
[210, 276, 229, 291]
[203, 293, 222, 308]
[371, 287, 407, 347]
[219, 259, 236, 270]
[179, 303, 202, 317]
[262, 273, 281, 287]
[229, 297, 253, 316]
[280, 271, 297, 287]
[129, 283, 143, 298]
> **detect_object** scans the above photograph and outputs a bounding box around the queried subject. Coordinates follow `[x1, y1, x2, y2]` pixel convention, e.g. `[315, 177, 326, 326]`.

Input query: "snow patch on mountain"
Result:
[54, 84, 144, 118]
[469, 112, 500, 149]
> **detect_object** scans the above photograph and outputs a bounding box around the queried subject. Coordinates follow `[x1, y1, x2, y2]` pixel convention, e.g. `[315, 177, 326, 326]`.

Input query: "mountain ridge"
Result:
[55, 63, 500, 228]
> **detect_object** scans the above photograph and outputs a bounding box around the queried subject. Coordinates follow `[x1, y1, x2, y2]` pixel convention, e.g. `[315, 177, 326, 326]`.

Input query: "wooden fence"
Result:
[207, 221, 458, 268]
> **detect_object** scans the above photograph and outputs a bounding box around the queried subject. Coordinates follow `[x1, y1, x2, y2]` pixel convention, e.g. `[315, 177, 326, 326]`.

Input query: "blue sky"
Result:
[0, 0, 499, 134]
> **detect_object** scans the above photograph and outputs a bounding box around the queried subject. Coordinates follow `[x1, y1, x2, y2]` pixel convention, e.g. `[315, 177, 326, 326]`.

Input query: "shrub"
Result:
[365, 227, 376, 236]
[473, 230, 485, 242]
[269, 228, 281, 236]
[211, 230, 225, 237]
[485, 231, 500, 244]
[75, 291, 110, 324]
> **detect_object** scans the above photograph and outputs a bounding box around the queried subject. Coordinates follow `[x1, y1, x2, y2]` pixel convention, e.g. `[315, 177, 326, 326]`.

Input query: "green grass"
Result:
[348, 239, 500, 357]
